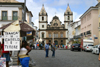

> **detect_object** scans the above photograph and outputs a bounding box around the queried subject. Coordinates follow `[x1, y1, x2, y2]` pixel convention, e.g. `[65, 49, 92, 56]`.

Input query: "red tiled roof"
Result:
[0, 23, 12, 30]
[20, 23, 35, 32]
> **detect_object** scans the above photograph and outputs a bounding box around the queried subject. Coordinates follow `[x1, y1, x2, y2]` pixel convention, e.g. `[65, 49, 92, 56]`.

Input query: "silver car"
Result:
[92, 45, 100, 55]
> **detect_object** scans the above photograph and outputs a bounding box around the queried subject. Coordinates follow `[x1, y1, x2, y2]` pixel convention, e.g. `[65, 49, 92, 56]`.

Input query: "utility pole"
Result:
[23, 0, 26, 22]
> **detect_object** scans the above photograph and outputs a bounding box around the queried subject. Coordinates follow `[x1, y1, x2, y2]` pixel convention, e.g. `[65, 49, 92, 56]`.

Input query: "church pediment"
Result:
[47, 16, 65, 29]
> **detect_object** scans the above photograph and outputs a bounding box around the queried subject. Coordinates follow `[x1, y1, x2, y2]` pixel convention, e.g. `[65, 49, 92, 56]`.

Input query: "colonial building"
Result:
[38, 4, 73, 45]
[80, 6, 99, 45]
[0, 0, 35, 44]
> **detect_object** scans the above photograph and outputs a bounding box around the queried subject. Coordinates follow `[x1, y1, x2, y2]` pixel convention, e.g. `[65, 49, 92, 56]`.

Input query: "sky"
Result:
[16, 0, 98, 28]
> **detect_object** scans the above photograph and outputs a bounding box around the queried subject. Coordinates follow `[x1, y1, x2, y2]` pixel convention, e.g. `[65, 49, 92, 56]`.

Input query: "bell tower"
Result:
[64, 4, 73, 45]
[64, 4, 73, 28]
[39, 4, 48, 30]
[38, 4, 48, 43]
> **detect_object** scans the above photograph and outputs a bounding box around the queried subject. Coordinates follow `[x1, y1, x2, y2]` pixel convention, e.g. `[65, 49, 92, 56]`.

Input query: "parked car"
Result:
[84, 44, 93, 51]
[92, 45, 100, 55]
[71, 44, 81, 51]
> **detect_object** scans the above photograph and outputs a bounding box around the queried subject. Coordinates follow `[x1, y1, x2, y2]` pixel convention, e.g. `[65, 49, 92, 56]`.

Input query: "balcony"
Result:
[86, 30, 91, 36]
[0, 16, 19, 21]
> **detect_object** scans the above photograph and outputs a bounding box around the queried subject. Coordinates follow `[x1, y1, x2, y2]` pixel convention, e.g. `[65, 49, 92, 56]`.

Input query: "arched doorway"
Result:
[54, 40, 58, 45]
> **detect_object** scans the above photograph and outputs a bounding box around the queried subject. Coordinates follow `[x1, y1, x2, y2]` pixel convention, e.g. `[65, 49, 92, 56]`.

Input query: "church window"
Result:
[42, 33, 44, 38]
[54, 34, 58, 38]
[61, 40, 63, 42]
[42, 25, 44, 28]
[68, 12, 70, 15]
[61, 34, 63, 37]
[49, 34, 51, 37]
[68, 16, 70, 20]
[42, 16, 44, 21]
[53, 23, 58, 26]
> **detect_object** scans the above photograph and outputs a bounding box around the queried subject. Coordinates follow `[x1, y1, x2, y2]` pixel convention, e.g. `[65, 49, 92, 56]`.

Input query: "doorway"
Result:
[54, 40, 58, 45]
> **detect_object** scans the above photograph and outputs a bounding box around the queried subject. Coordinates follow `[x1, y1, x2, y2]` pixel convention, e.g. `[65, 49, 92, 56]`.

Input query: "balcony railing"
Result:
[0, 16, 20, 21]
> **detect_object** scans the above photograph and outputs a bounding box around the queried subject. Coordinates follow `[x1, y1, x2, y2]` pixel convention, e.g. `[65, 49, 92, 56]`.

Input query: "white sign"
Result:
[4, 32, 20, 51]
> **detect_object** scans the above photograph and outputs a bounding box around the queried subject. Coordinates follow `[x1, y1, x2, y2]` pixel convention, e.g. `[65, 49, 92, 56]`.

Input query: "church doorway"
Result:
[54, 40, 58, 45]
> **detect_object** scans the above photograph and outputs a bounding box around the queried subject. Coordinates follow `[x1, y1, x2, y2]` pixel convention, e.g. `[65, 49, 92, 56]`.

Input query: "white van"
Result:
[83, 39, 94, 51]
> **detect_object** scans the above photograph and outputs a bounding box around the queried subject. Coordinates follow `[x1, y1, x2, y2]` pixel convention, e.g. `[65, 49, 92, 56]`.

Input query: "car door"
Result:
[92, 46, 95, 53]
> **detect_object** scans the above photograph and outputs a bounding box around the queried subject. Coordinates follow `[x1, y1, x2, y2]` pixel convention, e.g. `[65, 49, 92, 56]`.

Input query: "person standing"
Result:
[51, 43, 55, 57]
[18, 41, 31, 67]
[1, 39, 12, 67]
[44, 43, 49, 57]
[40, 43, 43, 50]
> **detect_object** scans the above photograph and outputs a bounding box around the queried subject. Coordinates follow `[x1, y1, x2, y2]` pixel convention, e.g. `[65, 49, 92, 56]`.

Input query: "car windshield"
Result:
[88, 44, 93, 46]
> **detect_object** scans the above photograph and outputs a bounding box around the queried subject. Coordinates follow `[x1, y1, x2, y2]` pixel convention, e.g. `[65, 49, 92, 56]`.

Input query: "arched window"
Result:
[54, 32, 58, 38]
[42, 32, 44, 38]
[60, 32, 63, 37]
[42, 16, 44, 21]
[68, 16, 70, 20]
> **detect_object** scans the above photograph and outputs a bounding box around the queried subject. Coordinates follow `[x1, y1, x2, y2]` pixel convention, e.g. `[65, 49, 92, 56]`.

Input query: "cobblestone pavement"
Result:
[29, 50, 100, 67]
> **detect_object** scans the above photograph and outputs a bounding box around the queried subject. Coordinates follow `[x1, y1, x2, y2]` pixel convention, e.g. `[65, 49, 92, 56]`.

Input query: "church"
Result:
[38, 4, 73, 46]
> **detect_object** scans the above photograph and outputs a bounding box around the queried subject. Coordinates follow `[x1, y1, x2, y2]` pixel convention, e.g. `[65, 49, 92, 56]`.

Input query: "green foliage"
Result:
[73, 40, 81, 44]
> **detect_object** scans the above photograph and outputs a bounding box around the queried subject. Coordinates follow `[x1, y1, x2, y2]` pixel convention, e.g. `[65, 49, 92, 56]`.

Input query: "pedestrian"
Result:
[44, 43, 49, 57]
[98, 45, 100, 61]
[18, 40, 31, 67]
[40, 43, 43, 50]
[37, 43, 39, 49]
[1, 39, 12, 67]
[51, 43, 56, 57]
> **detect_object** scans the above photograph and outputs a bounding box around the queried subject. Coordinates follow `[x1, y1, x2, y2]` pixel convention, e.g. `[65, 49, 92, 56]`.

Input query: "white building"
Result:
[0, 0, 33, 43]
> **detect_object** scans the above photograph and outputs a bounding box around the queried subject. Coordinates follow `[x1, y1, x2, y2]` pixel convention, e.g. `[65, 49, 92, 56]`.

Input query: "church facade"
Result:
[38, 4, 73, 46]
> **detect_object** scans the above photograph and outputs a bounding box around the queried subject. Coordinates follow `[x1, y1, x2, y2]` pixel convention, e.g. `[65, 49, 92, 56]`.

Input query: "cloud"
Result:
[73, 12, 82, 21]
[16, 0, 97, 28]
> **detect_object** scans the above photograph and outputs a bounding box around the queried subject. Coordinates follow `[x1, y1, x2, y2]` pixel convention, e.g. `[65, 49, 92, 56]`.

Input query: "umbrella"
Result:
[4, 20, 20, 32]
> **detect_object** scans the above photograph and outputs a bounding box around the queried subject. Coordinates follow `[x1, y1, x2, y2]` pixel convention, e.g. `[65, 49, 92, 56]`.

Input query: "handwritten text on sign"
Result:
[4, 32, 20, 51]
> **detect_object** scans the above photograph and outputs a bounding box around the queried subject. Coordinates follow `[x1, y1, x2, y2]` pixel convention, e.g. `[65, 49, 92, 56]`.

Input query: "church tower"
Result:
[64, 4, 73, 26]
[39, 4, 48, 44]
[39, 4, 48, 30]
[97, 0, 100, 3]
[64, 4, 73, 45]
